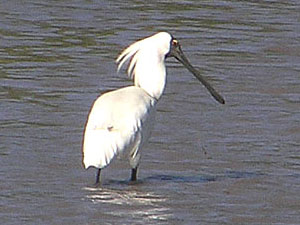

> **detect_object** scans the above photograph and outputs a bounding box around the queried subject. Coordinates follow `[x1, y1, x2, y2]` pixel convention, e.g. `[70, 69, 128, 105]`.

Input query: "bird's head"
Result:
[117, 32, 225, 104]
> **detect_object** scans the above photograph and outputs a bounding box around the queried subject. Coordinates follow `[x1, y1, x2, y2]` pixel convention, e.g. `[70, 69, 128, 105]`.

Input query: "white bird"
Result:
[82, 32, 225, 184]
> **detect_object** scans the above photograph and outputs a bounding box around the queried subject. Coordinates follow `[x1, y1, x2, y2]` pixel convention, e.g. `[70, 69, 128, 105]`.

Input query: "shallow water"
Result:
[1, 0, 299, 224]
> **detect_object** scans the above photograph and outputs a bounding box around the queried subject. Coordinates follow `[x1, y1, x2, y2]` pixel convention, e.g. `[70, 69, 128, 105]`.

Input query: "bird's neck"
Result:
[133, 53, 166, 100]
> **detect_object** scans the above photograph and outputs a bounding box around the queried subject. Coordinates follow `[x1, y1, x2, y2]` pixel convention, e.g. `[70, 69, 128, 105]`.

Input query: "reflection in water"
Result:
[83, 185, 171, 222]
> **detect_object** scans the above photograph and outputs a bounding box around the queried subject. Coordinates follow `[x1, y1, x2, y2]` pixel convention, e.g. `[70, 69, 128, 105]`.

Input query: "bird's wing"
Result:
[82, 87, 156, 169]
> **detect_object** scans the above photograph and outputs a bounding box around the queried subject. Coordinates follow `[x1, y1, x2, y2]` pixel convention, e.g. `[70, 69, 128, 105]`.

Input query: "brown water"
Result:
[1, 1, 299, 224]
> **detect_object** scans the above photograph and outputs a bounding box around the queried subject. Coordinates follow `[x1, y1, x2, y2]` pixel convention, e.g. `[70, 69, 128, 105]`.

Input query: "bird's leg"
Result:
[131, 167, 138, 181]
[95, 168, 101, 184]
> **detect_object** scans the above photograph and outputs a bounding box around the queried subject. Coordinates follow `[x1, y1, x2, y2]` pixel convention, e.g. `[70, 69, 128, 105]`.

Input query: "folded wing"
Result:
[82, 86, 156, 169]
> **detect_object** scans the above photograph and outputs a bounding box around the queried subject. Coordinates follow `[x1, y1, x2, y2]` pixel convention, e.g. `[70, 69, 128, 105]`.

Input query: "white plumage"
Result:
[83, 86, 156, 169]
[82, 32, 224, 183]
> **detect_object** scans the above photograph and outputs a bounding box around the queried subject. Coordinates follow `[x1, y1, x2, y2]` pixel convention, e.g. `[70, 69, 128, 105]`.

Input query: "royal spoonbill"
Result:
[82, 32, 225, 184]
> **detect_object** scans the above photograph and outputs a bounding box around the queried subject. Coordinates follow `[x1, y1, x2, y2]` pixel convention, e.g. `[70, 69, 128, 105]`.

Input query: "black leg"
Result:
[131, 167, 138, 181]
[95, 168, 101, 184]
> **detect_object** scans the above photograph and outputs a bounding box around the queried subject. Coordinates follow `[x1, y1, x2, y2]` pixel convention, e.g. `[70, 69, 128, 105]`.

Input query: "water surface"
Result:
[1, 0, 299, 224]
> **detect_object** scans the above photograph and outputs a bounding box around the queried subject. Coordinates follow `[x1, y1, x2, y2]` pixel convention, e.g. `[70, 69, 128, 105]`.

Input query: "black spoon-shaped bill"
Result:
[168, 40, 225, 104]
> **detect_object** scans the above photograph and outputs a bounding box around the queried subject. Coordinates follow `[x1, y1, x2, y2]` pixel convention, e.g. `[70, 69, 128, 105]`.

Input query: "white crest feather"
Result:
[116, 38, 145, 79]
[116, 32, 172, 80]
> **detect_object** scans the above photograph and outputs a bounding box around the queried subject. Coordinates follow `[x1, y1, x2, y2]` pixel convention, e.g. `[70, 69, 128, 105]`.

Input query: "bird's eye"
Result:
[172, 39, 178, 46]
